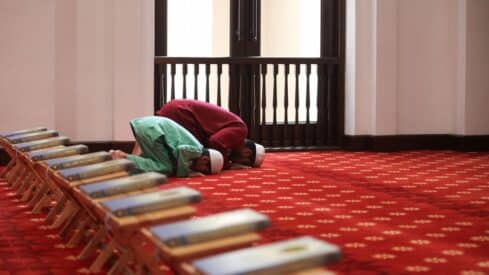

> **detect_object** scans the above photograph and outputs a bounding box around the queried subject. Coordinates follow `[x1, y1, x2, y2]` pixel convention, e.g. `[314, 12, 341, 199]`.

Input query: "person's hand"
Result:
[188, 171, 205, 177]
[229, 163, 251, 170]
[132, 142, 142, 155]
[109, 149, 127, 160]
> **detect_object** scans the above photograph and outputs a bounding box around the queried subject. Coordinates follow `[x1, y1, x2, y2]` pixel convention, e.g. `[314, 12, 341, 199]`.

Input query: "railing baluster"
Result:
[273, 64, 278, 125]
[251, 64, 261, 141]
[317, 64, 326, 146]
[241, 65, 253, 129]
[154, 64, 162, 112]
[327, 64, 335, 145]
[162, 64, 167, 105]
[306, 64, 311, 124]
[283, 64, 289, 147]
[217, 64, 222, 107]
[229, 65, 240, 115]
[272, 64, 278, 146]
[236, 65, 241, 117]
[205, 64, 211, 103]
[194, 64, 199, 100]
[170, 63, 176, 100]
[261, 64, 267, 145]
[182, 64, 187, 99]
[305, 64, 311, 146]
[294, 64, 300, 146]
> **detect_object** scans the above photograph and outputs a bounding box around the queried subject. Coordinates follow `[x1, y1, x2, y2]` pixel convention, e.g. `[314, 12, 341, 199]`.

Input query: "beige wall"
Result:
[1, 0, 487, 139]
[465, 0, 489, 135]
[0, 0, 154, 141]
[346, 0, 488, 136]
[74, 0, 113, 140]
[112, 0, 154, 140]
[397, 0, 459, 134]
[0, 0, 56, 131]
[54, 0, 77, 137]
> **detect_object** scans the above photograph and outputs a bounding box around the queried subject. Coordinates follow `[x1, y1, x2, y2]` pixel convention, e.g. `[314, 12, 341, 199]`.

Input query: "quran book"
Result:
[150, 208, 270, 247]
[1, 127, 47, 138]
[101, 186, 201, 217]
[29, 145, 88, 161]
[58, 159, 135, 181]
[7, 130, 59, 144]
[191, 236, 342, 275]
[15, 136, 70, 152]
[79, 172, 167, 198]
[44, 151, 112, 170]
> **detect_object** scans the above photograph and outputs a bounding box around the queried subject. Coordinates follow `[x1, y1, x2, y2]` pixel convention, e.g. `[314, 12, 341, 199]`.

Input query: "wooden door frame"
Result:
[154, 0, 345, 148]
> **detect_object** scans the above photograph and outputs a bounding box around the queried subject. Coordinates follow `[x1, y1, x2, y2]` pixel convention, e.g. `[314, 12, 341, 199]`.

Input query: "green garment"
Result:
[126, 116, 203, 177]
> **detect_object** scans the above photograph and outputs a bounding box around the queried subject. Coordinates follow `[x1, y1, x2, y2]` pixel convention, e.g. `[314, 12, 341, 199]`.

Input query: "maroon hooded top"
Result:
[156, 99, 247, 168]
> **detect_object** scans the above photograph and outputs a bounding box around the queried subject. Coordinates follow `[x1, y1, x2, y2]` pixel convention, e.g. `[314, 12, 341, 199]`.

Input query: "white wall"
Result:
[455, 0, 467, 135]
[112, 0, 154, 140]
[0, 0, 154, 141]
[346, 0, 489, 136]
[0, 0, 56, 132]
[374, 0, 398, 135]
[75, 0, 113, 140]
[465, 0, 489, 135]
[54, 0, 77, 137]
[1, 0, 487, 139]
[397, 0, 458, 134]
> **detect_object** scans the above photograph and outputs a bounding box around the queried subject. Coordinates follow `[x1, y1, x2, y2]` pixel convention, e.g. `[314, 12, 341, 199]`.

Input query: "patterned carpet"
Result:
[1, 151, 489, 274]
[0, 169, 92, 274]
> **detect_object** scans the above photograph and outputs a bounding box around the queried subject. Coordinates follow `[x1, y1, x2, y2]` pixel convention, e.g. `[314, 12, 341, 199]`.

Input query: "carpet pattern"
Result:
[1, 151, 489, 274]
[0, 170, 92, 274]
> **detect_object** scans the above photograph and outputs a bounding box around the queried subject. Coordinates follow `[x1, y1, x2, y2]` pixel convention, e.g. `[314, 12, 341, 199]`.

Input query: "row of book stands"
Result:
[0, 127, 342, 275]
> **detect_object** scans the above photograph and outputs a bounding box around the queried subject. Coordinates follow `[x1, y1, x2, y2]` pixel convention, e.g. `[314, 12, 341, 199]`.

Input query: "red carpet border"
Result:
[1, 150, 489, 274]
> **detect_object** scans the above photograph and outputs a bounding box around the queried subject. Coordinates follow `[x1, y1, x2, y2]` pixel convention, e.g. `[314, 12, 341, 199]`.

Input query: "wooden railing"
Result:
[154, 57, 340, 149]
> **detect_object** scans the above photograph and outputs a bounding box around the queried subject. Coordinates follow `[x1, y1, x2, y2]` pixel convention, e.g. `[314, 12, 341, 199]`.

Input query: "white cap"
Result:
[245, 139, 266, 167]
[207, 148, 224, 174]
[253, 143, 265, 167]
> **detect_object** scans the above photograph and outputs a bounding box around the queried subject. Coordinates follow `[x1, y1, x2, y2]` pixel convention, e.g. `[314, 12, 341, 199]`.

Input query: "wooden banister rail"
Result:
[154, 57, 340, 149]
[155, 56, 339, 65]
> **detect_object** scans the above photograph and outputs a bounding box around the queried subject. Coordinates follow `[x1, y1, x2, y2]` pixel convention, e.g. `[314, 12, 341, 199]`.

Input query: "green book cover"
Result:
[29, 145, 89, 161]
[58, 159, 135, 181]
[150, 208, 270, 247]
[101, 186, 201, 217]
[7, 130, 59, 144]
[45, 151, 112, 170]
[15, 136, 70, 152]
[1, 127, 47, 138]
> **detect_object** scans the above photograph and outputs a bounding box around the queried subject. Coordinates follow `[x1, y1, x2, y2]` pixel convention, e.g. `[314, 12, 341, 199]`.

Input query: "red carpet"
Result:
[0, 170, 92, 274]
[1, 151, 489, 274]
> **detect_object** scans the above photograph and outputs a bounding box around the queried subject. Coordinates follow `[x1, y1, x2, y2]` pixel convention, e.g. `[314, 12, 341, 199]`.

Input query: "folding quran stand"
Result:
[0, 138, 17, 180]
[33, 151, 113, 225]
[177, 236, 342, 275]
[140, 229, 261, 275]
[90, 204, 195, 274]
[0, 140, 32, 188]
[15, 148, 67, 210]
[3, 142, 69, 192]
[0, 129, 47, 180]
[30, 160, 71, 215]
[0, 136, 68, 205]
[15, 146, 84, 211]
[179, 265, 334, 275]
[18, 145, 90, 213]
[132, 208, 271, 274]
[74, 188, 196, 274]
[48, 165, 131, 238]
